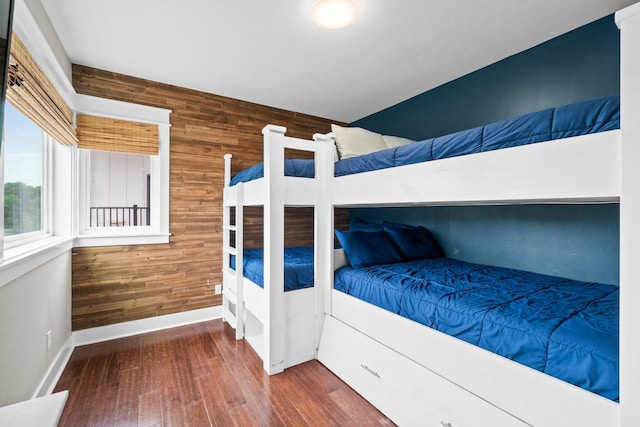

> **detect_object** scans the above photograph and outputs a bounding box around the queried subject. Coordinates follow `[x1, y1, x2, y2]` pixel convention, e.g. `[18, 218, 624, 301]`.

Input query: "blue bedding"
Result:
[334, 257, 619, 401]
[229, 95, 620, 186]
[230, 246, 314, 291]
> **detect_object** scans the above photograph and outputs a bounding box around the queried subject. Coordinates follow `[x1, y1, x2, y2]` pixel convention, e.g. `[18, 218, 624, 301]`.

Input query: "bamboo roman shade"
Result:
[76, 114, 159, 155]
[6, 33, 78, 146]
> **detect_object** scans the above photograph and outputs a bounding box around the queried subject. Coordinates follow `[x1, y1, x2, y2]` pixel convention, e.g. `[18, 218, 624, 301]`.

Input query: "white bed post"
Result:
[313, 132, 335, 351]
[224, 153, 232, 187]
[617, 4, 640, 426]
[234, 183, 244, 340]
[262, 124, 287, 375]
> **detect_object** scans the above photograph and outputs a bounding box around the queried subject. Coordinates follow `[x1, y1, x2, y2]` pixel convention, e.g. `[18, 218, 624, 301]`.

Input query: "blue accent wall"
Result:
[348, 16, 620, 285]
[352, 16, 620, 140]
[351, 205, 619, 285]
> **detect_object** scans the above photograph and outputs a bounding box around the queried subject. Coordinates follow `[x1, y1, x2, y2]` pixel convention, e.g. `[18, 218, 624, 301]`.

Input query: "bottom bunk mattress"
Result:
[334, 257, 619, 401]
[230, 246, 314, 291]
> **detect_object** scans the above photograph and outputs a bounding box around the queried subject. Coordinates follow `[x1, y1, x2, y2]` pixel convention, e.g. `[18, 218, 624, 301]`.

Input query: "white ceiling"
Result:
[41, 0, 636, 123]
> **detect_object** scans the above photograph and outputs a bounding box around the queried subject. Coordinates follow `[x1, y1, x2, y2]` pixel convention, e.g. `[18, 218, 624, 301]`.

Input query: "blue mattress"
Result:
[229, 95, 620, 186]
[230, 246, 314, 291]
[334, 257, 619, 401]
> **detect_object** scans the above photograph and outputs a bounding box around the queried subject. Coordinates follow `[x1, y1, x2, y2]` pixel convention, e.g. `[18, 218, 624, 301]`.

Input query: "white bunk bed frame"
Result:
[222, 125, 333, 375]
[314, 6, 638, 426]
[221, 3, 639, 425]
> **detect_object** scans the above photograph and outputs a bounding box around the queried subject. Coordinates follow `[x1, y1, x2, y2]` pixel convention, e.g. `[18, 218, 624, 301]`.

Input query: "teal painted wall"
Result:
[349, 16, 620, 285]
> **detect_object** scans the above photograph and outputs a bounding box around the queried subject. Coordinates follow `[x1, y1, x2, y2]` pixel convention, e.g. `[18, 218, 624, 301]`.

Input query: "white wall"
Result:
[0, 251, 71, 406]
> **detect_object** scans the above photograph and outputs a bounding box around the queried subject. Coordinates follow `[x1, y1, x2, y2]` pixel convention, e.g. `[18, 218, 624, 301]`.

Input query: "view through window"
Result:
[88, 150, 151, 228]
[3, 102, 44, 237]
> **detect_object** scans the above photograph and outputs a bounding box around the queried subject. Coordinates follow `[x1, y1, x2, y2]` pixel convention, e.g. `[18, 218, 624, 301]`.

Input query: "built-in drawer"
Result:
[317, 315, 527, 427]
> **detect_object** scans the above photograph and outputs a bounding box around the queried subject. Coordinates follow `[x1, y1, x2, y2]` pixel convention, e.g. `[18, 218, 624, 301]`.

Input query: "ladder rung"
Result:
[222, 267, 236, 276]
[222, 246, 237, 255]
[223, 225, 237, 231]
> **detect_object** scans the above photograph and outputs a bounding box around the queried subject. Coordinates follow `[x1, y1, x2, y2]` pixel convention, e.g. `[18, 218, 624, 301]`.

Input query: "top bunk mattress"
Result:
[230, 246, 314, 291]
[334, 257, 619, 401]
[229, 95, 620, 186]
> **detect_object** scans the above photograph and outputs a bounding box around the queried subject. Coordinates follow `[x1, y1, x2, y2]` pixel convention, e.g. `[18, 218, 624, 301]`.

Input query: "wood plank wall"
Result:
[71, 65, 348, 330]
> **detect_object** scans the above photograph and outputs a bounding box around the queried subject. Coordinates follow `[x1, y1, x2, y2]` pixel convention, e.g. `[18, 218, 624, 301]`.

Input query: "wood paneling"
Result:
[72, 65, 347, 330]
[53, 319, 392, 426]
[243, 207, 350, 249]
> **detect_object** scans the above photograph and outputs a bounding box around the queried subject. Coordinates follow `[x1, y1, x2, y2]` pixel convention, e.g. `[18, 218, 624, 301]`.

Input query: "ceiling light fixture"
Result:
[311, 0, 359, 30]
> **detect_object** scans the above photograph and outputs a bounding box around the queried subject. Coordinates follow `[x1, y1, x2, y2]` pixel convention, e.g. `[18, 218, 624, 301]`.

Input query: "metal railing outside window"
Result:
[89, 205, 150, 227]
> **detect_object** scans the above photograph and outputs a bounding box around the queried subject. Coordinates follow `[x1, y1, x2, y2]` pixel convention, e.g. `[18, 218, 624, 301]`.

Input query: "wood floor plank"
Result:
[184, 401, 211, 427]
[197, 373, 235, 427]
[206, 356, 247, 409]
[138, 390, 163, 427]
[54, 319, 393, 426]
[260, 383, 309, 427]
[294, 398, 337, 427]
[86, 381, 119, 427]
[114, 367, 142, 426]
[160, 386, 187, 427]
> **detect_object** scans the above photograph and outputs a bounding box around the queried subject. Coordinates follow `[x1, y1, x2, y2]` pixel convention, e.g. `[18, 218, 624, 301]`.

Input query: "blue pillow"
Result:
[351, 217, 384, 231]
[335, 229, 405, 268]
[383, 223, 444, 260]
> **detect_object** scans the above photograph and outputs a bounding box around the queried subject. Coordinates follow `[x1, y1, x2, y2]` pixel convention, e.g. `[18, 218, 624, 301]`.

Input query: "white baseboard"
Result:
[33, 336, 74, 399]
[34, 306, 223, 398]
[73, 306, 223, 347]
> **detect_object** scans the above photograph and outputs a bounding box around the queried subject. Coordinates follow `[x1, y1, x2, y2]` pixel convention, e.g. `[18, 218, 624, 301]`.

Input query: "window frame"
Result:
[72, 94, 171, 248]
[0, 124, 75, 288]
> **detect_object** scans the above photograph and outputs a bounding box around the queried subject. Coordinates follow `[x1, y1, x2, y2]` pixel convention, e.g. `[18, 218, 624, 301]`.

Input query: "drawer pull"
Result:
[360, 364, 381, 379]
[440, 422, 452, 427]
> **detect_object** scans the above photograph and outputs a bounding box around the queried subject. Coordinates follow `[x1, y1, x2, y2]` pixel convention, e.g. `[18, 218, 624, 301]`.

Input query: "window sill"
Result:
[74, 232, 171, 248]
[0, 236, 75, 289]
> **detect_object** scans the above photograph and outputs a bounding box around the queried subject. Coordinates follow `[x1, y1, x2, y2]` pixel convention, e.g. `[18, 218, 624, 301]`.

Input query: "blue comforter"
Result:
[230, 95, 620, 186]
[334, 257, 619, 401]
[230, 246, 314, 291]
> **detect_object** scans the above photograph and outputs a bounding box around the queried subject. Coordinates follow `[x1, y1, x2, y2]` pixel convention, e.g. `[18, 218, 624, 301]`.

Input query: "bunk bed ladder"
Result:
[222, 154, 244, 340]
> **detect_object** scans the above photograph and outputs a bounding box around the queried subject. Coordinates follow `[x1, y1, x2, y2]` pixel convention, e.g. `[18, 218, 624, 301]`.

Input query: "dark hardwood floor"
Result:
[53, 319, 393, 426]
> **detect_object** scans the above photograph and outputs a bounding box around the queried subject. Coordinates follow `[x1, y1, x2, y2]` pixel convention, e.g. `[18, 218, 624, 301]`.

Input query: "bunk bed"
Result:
[225, 95, 622, 423]
[221, 125, 334, 375]
[312, 104, 622, 426]
[311, 4, 640, 424]
[221, 3, 640, 425]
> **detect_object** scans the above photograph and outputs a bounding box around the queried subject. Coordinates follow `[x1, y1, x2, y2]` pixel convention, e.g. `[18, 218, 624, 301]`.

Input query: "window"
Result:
[0, 28, 75, 286]
[78, 146, 165, 242]
[3, 102, 49, 244]
[73, 96, 171, 247]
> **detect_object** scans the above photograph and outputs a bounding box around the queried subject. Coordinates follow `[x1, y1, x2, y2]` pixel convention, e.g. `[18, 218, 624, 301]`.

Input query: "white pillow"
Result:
[331, 124, 387, 159]
[382, 134, 414, 148]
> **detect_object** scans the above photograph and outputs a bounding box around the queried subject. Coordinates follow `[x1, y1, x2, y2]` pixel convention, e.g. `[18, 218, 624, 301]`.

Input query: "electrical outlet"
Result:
[46, 330, 52, 351]
[215, 284, 222, 295]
